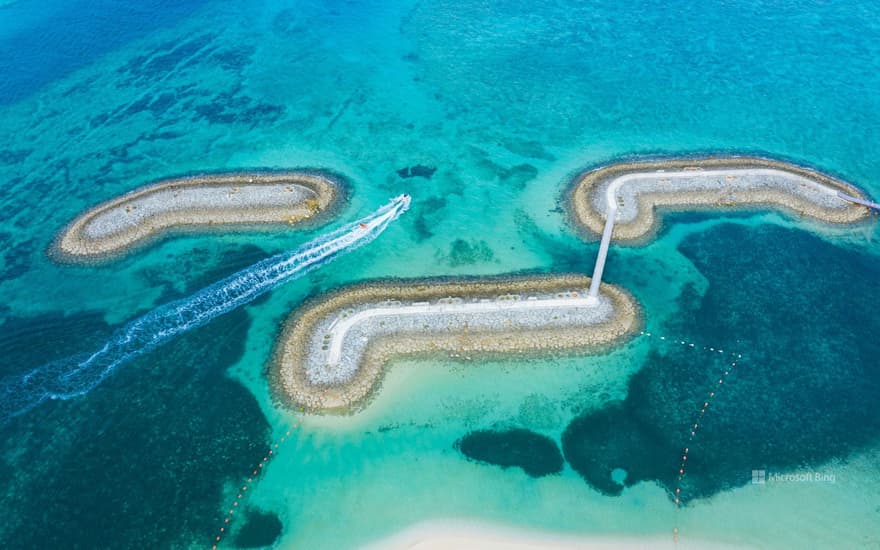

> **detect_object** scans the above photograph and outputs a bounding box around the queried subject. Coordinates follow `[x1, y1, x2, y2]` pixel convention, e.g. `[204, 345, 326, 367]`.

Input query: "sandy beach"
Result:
[358, 520, 749, 550]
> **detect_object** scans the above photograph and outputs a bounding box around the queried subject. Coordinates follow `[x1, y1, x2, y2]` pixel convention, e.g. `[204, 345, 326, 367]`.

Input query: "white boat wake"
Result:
[0, 195, 410, 421]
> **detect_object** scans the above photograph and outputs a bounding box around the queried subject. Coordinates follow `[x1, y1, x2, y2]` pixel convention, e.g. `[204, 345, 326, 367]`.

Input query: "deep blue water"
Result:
[0, 0, 209, 105]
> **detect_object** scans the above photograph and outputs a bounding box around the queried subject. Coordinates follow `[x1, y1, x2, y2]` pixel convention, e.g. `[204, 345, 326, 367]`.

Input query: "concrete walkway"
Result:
[588, 167, 855, 298]
[324, 292, 599, 365]
[838, 191, 880, 211]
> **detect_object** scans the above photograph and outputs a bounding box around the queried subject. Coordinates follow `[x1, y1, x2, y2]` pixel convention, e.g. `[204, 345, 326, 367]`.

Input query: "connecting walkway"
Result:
[586, 166, 877, 299]
[838, 191, 880, 211]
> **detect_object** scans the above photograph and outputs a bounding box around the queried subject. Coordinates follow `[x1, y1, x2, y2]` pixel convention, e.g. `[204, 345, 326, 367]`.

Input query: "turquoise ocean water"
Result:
[1, 0, 879, 548]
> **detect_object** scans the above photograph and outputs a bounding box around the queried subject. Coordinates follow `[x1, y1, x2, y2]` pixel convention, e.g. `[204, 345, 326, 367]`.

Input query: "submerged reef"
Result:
[271, 275, 640, 413]
[562, 223, 880, 502]
[567, 156, 872, 242]
[396, 164, 437, 179]
[0, 307, 270, 548]
[455, 428, 564, 478]
[54, 170, 343, 261]
[562, 399, 678, 496]
[439, 238, 495, 267]
[233, 509, 283, 548]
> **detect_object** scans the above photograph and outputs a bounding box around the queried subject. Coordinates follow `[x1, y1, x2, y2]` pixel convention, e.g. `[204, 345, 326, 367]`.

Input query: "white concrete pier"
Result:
[579, 163, 873, 296]
[587, 204, 617, 301]
[838, 191, 880, 211]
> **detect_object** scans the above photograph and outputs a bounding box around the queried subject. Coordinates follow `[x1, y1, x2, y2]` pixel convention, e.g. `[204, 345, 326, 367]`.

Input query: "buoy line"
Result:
[210, 331, 741, 548]
[211, 411, 304, 549]
[637, 330, 743, 361]
[636, 332, 745, 546]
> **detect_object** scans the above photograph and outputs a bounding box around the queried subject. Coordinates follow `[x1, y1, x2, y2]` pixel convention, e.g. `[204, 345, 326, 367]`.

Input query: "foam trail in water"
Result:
[0, 195, 411, 421]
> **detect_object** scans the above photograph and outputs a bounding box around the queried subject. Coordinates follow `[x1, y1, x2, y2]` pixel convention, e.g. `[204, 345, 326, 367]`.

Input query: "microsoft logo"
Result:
[751, 469, 766, 484]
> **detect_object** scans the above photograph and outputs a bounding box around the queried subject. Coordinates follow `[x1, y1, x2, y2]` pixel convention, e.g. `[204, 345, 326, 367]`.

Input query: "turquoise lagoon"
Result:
[0, 0, 879, 548]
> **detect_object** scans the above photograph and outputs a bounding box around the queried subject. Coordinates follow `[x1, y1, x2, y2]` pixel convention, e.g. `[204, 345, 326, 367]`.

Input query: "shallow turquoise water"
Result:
[1, 0, 879, 548]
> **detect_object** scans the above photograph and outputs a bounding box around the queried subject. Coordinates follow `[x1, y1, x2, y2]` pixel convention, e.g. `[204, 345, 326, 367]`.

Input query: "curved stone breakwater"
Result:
[567, 156, 873, 241]
[54, 171, 343, 260]
[272, 275, 641, 413]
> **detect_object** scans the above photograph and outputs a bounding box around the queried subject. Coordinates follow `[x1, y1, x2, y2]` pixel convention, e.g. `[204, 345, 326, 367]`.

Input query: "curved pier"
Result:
[568, 157, 872, 243]
[272, 275, 640, 413]
[54, 171, 343, 261]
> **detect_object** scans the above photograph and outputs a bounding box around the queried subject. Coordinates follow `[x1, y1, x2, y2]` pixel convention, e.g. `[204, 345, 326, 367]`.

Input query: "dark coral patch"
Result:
[501, 138, 555, 161]
[117, 33, 218, 87]
[499, 163, 538, 189]
[234, 509, 283, 548]
[191, 85, 285, 127]
[396, 164, 437, 179]
[209, 45, 255, 72]
[562, 394, 681, 496]
[440, 238, 494, 267]
[411, 196, 447, 242]
[0, 307, 270, 547]
[0, 149, 32, 165]
[562, 223, 880, 502]
[0, 233, 36, 281]
[455, 428, 564, 477]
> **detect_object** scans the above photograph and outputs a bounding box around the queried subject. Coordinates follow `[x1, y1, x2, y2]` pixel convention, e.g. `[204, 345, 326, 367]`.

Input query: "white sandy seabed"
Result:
[359, 520, 746, 550]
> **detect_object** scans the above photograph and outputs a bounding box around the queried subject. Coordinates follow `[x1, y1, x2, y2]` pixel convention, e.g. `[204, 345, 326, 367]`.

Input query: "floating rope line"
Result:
[673, 358, 738, 545]
[635, 331, 745, 546]
[637, 330, 744, 362]
[212, 411, 304, 549]
[208, 331, 740, 548]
